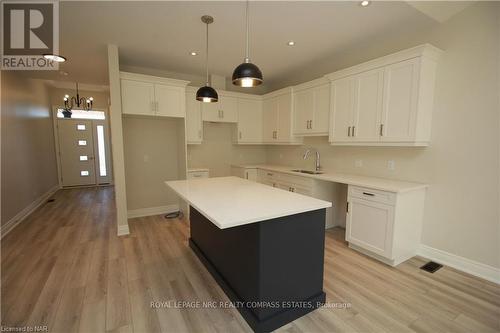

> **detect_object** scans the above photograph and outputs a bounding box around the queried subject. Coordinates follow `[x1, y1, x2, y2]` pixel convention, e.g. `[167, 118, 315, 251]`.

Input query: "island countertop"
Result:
[165, 176, 331, 229]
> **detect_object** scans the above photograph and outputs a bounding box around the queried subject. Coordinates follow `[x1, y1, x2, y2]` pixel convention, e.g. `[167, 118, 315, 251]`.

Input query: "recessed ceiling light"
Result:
[360, 0, 370, 7]
[190, 51, 197, 56]
[287, 41, 295, 46]
[43, 54, 66, 62]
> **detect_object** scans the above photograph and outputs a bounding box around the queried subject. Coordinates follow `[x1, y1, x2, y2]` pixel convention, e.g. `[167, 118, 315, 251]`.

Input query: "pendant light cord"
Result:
[206, 21, 209, 86]
[245, 0, 250, 62]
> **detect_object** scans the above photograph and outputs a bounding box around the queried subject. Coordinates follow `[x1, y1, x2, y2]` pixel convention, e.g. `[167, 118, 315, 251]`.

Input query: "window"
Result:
[57, 109, 105, 120]
[77, 124, 86, 130]
[96, 125, 107, 177]
[80, 155, 88, 161]
[80, 170, 89, 176]
[78, 140, 87, 146]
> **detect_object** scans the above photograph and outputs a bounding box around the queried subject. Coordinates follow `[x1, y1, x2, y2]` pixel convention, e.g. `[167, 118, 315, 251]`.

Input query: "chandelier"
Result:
[63, 82, 94, 113]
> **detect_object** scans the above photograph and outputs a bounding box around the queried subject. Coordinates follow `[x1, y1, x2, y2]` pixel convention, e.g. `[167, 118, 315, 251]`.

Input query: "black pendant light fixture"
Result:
[196, 15, 218, 103]
[232, 0, 263, 87]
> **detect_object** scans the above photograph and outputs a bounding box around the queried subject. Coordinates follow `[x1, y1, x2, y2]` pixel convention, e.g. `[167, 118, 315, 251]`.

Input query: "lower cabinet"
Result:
[231, 166, 258, 181]
[346, 185, 426, 266]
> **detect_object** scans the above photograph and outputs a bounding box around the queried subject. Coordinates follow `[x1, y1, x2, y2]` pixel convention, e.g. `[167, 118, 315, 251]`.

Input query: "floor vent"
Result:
[47, 198, 55, 203]
[420, 261, 443, 273]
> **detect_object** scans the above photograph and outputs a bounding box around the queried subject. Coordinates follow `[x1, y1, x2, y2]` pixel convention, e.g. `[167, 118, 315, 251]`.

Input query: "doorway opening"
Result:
[54, 108, 113, 187]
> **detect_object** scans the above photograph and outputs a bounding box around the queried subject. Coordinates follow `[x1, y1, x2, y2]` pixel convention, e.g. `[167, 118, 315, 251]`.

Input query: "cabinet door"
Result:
[351, 68, 384, 141]
[121, 79, 155, 116]
[276, 93, 293, 142]
[201, 100, 221, 122]
[244, 169, 258, 181]
[330, 77, 354, 142]
[220, 96, 238, 123]
[155, 84, 184, 118]
[311, 83, 330, 134]
[346, 197, 394, 258]
[381, 58, 420, 142]
[185, 91, 203, 144]
[262, 97, 278, 142]
[237, 99, 262, 143]
[293, 89, 313, 134]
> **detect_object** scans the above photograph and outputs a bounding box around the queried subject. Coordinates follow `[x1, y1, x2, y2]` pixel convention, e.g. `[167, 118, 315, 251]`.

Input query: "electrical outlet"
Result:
[388, 160, 395, 170]
[355, 159, 363, 168]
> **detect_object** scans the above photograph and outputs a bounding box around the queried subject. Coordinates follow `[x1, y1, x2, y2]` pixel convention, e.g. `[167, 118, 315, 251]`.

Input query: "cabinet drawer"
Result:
[348, 186, 396, 205]
[187, 171, 209, 179]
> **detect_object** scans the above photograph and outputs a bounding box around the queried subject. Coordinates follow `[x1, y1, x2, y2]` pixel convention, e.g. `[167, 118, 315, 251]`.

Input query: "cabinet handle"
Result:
[348, 126, 351, 137]
[246, 172, 249, 179]
[362, 192, 375, 196]
[309, 120, 313, 129]
[380, 124, 384, 136]
[267, 173, 273, 176]
[239, 131, 242, 139]
[306, 120, 309, 129]
[352, 126, 356, 137]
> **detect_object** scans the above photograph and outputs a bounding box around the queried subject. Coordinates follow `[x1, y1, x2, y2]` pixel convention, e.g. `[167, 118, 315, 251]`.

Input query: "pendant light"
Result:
[196, 15, 218, 103]
[232, 0, 263, 87]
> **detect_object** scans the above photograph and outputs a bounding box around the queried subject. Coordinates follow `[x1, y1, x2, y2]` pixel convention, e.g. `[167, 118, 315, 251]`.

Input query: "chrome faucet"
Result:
[303, 148, 321, 171]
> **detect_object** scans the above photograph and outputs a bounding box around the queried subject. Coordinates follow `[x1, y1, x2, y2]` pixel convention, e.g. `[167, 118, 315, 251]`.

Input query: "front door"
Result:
[57, 118, 112, 187]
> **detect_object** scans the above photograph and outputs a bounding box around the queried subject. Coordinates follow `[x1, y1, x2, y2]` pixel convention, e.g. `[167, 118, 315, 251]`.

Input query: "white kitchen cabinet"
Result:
[293, 79, 330, 136]
[380, 58, 420, 142]
[262, 88, 302, 144]
[120, 72, 189, 118]
[330, 77, 353, 142]
[121, 79, 155, 116]
[185, 89, 203, 144]
[326, 44, 442, 146]
[346, 185, 426, 266]
[231, 166, 258, 181]
[235, 98, 262, 144]
[202, 94, 238, 123]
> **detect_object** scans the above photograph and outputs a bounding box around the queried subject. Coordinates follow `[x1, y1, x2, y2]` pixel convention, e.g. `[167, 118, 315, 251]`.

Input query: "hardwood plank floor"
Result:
[2, 187, 499, 332]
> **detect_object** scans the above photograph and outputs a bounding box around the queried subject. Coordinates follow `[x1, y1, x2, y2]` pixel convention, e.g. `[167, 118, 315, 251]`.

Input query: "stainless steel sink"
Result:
[291, 169, 324, 175]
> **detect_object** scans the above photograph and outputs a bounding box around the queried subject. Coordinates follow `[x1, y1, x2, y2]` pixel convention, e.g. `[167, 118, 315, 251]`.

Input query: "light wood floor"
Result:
[2, 187, 499, 333]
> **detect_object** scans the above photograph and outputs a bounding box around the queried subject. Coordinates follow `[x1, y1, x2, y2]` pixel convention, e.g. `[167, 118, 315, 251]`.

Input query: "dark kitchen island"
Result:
[166, 177, 331, 333]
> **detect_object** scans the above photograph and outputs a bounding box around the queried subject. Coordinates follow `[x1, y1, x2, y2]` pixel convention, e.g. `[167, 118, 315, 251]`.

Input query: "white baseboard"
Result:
[127, 204, 179, 219]
[1, 184, 60, 238]
[418, 245, 500, 284]
[117, 224, 130, 236]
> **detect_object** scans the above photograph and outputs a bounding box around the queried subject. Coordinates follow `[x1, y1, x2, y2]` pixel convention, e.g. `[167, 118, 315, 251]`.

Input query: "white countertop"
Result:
[165, 176, 332, 229]
[235, 164, 428, 193]
[188, 168, 209, 172]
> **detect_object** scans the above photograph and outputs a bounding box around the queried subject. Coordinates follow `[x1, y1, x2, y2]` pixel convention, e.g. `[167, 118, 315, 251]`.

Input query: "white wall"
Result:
[187, 122, 267, 177]
[1, 72, 59, 226]
[122, 116, 184, 211]
[267, 2, 500, 269]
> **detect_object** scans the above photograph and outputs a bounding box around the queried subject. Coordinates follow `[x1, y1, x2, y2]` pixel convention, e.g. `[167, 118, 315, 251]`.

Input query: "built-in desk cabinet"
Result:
[293, 78, 330, 136]
[120, 72, 189, 118]
[326, 44, 442, 146]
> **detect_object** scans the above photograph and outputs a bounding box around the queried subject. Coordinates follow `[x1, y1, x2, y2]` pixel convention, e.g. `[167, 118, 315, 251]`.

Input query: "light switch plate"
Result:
[388, 160, 395, 170]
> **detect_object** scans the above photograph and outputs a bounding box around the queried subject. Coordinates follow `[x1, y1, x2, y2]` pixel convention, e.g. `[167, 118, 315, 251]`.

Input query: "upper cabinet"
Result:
[185, 88, 203, 144]
[293, 78, 330, 136]
[235, 97, 263, 144]
[120, 72, 189, 118]
[262, 88, 302, 144]
[202, 94, 238, 123]
[326, 44, 442, 146]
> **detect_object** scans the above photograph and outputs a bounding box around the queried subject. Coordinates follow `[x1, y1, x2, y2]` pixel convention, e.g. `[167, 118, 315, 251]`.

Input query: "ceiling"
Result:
[25, 1, 471, 91]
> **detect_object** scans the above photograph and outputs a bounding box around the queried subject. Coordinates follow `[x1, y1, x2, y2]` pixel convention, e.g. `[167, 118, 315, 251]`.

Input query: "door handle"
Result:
[352, 126, 356, 137]
[348, 126, 351, 137]
[309, 120, 313, 129]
